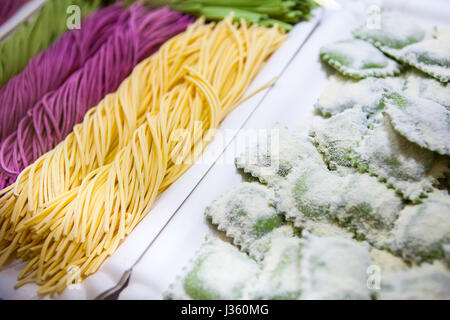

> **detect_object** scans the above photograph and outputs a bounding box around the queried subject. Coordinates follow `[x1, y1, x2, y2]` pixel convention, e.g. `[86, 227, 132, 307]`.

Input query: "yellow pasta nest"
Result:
[0, 17, 286, 296]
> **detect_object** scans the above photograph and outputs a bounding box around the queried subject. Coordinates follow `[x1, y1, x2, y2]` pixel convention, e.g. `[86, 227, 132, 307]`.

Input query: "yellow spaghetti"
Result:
[0, 17, 285, 295]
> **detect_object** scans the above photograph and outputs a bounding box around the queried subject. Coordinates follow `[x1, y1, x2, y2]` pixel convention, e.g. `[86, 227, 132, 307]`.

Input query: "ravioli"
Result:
[249, 233, 374, 300]
[242, 225, 298, 263]
[311, 106, 369, 168]
[314, 75, 403, 117]
[384, 92, 450, 155]
[166, 25, 450, 298]
[353, 11, 427, 50]
[276, 162, 403, 242]
[379, 262, 450, 300]
[389, 190, 450, 263]
[398, 39, 450, 83]
[235, 126, 323, 186]
[353, 11, 448, 82]
[205, 182, 284, 260]
[247, 233, 303, 300]
[350, 115, 448, 201]
[403, 71, 450, 108]
[337, 173, 403, 243]
[320, 39, 401, 79]
[276, 163, 340, 228]
[164, 238, 259, 300]
[298, 234, 372, 299]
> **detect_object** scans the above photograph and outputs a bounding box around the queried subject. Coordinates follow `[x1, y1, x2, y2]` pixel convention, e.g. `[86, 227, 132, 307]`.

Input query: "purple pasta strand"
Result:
[0, 4, 193, 188]
[0, 3, 127, 141]
[0, 0, 27, 26]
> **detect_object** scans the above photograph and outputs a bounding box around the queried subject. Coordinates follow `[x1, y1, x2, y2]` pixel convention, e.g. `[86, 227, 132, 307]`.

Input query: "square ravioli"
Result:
[298, 234, 372, 300]
[276, 161, 403, 243]
[389, 190, 450, 263]
[403, 71, 450, 108]
[164, 238, 259, 300]
[205, 182, 284, 260]
[353, 11, 427, 50]
[311, 106, 369, 168]
[320, 39, 401, 79]
[314, 75, 403, 117]
[353, 11, 448, 82]
[247, 232, 303, 300]
[378, 262, 450, 300]
[384, 92, 450, 156]
[350, 114, 448, 201]
[235, 125, 323, 186]
[399, 39, 450, 83]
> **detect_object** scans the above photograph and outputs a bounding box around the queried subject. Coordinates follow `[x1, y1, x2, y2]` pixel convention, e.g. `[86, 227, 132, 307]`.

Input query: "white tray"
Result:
[0, 8, 323, 299]
[118, 0, 450, 300]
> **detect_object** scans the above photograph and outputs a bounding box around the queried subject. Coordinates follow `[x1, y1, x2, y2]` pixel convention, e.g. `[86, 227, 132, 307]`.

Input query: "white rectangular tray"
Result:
[118, 0, 450, 300]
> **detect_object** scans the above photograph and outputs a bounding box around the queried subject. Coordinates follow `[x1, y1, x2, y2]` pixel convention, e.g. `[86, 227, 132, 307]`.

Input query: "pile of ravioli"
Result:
[320, 11, 450, 82]
[164, 11, 450, 300]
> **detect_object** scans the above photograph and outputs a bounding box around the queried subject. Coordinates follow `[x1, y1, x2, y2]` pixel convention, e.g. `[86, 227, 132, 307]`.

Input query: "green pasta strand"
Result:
[0, 0, 101, 85]
[126, 0, 318, 31]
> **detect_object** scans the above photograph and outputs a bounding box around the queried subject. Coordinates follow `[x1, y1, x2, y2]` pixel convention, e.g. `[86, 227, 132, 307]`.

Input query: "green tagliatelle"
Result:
[320, 39, 402, 79]
[126, 0, 318, 31]
[0, 0, 100, 85]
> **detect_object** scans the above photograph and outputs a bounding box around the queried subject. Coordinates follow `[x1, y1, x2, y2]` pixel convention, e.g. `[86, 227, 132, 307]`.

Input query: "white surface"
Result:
[119, 0, 450, 300]
[0, 9, 322, 300]
[0, 0, 47, 41]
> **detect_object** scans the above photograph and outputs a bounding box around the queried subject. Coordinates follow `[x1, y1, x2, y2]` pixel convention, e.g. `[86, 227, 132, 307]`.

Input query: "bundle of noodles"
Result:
[0, 3, 126, 141]
[0, 0, 101, 85]
[0, 17, 286, 295]
[0, 0, 27, 26]
[129, 0, 318, 30]
[0, 4, 192, 189]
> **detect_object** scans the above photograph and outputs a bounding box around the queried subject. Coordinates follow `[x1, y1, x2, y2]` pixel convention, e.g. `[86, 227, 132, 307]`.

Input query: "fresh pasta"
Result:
[0, 0, 100, 85]
[0, 3, 126, 141]
[0, 17, 286, 295]
[0, 4, 192, 188]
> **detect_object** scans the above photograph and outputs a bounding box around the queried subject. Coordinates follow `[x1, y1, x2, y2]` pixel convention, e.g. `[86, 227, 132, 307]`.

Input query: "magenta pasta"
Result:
[0, 3, 126, 141]
[0, 4, 192, 188]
